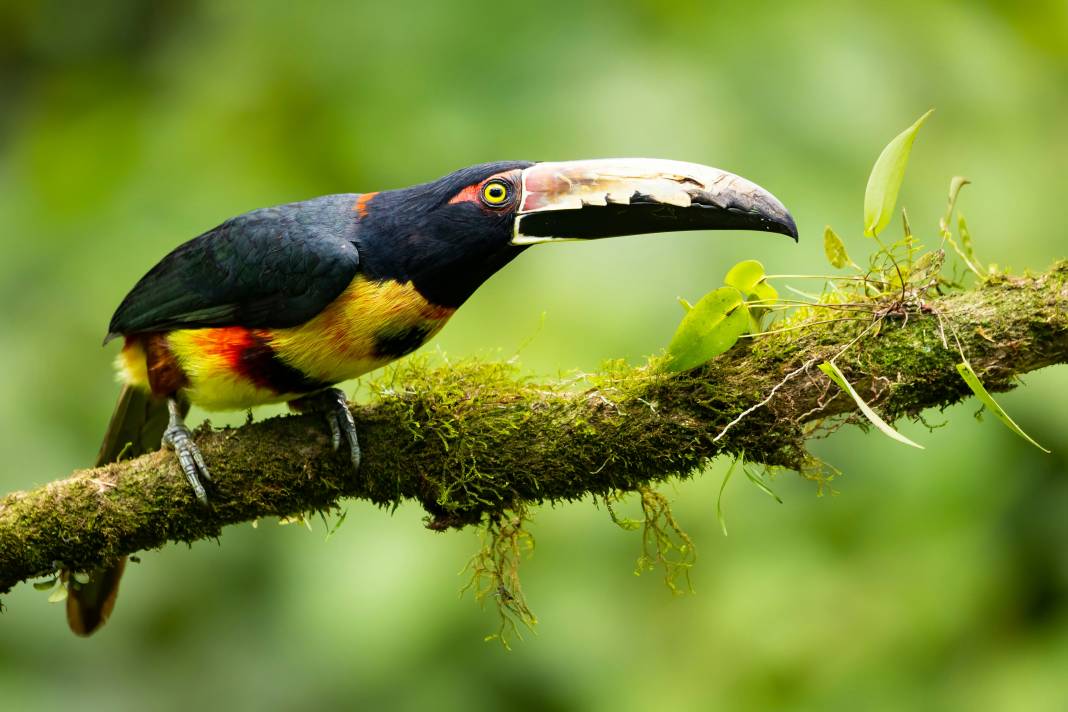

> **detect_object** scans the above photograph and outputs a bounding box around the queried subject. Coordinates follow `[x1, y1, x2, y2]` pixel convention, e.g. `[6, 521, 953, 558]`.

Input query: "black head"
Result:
[354, 160, 534, 308]
[355, 158, 798, 308]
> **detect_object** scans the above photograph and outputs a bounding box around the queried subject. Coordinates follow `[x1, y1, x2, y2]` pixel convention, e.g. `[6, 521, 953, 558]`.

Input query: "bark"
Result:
[1, 262, 1065, 593]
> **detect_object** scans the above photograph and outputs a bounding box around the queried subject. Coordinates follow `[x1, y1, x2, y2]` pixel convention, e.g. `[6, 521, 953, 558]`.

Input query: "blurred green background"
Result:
[1, 1, 1066, 710]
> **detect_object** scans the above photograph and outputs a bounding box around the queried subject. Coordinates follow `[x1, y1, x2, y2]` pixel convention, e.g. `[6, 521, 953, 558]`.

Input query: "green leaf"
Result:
[48, 586, 68, 604]
[72, 572, 90, 585]
[823, 226, 852, 269]
[724, 260, 766, 296]
[941, 176, 971, 230]
[747, 279, 779, 333]
[33, 578, 56, 591]
[743, 464, 783, 504]
[958, 212, 977, 264]
[665, 287, 749, 372]
[955, 361, 1050, 453]
[751, 280, 778, 304]
[863, 110, 934, 238]
[818, 361, 924, 449]
[716, 457, 739, 537]
[325, 508, 349, 542]
[725, 259, 778, 333]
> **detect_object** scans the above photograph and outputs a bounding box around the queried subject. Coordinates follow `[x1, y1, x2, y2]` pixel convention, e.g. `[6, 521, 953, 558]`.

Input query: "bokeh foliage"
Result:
[1, 1, 1066, 710]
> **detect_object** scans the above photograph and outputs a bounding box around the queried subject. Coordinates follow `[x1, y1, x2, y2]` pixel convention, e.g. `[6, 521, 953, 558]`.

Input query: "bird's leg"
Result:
[290, 388, 361, 471]
[162, 397, 211, 505]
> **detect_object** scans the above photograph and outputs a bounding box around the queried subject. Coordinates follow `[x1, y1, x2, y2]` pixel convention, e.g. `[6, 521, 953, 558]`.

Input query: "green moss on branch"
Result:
[1, 262, 1065, 593]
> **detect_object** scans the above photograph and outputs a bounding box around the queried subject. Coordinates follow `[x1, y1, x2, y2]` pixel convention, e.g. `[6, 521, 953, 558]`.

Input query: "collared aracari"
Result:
[68, 158, 797, 636]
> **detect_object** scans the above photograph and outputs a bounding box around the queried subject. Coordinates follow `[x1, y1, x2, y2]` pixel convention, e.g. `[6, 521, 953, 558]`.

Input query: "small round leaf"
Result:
[665, 287, 749, 372]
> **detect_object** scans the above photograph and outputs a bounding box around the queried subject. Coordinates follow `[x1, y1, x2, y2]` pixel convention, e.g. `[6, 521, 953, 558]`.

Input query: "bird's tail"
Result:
[66, 383, 171, 636]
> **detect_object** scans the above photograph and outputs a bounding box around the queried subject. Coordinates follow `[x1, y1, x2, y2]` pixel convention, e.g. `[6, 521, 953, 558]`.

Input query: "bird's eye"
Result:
[481, 179, 511, 207]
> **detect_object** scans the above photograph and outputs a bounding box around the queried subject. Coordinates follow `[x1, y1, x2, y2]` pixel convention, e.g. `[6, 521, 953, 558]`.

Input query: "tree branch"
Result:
[2, 262, 1066, 593]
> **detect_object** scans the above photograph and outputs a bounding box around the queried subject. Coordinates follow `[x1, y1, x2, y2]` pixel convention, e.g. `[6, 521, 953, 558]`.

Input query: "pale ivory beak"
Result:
[512, 158, 798, 245]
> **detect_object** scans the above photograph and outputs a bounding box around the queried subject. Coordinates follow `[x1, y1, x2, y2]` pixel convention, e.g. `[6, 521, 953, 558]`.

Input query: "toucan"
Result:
[67, 158, 798, 636]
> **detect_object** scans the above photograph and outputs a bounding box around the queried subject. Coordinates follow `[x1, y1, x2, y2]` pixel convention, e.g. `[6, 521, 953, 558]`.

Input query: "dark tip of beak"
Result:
[687, 188, 797, 241]
[701, 203, 799, 242]
[774, 212, 799, 242]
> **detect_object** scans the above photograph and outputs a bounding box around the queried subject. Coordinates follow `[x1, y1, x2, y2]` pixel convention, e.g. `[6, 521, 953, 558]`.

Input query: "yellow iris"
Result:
[482, 180, 509, 205]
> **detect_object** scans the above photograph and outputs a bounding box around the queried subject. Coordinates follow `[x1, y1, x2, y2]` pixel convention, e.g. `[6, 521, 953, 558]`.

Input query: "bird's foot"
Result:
[162, 398, 211, 505]
[291, 388, 361, 471]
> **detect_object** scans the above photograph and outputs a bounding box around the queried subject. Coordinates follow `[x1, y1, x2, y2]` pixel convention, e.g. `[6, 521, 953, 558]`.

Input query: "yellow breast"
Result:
[266, 275, 456, 385]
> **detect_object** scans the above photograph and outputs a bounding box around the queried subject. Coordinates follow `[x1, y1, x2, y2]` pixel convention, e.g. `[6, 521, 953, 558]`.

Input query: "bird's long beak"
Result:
[512, 158, 798, 245]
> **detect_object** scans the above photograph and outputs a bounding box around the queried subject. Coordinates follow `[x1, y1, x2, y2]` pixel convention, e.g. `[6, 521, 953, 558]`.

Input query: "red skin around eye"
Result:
[447, 183, 483, 205]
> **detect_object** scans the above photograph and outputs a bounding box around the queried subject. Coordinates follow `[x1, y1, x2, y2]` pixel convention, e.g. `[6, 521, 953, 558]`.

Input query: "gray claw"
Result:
[290, 388, 361, 472]
[325, 388, 361, 471]
[163, 399, 211, 505]
[328, 411, 342, 451]
[306, 388, 360, 470]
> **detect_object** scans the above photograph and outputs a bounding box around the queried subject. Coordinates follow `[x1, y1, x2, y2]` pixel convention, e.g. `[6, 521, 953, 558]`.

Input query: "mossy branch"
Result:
[1, 262, 1066, 593]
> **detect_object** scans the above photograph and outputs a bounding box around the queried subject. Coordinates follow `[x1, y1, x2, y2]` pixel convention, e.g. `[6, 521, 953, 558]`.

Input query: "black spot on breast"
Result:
[373, 324, 433, 359]
[238, 332, 330, 394]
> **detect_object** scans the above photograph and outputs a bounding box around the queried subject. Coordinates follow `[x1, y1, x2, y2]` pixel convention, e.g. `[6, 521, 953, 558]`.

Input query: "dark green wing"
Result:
[107, 194, 362, 339]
